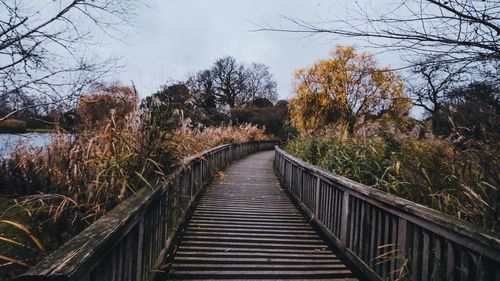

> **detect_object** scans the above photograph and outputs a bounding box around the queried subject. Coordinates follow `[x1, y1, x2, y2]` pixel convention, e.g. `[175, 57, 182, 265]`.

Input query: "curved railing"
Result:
[275, 146, 500, 281]
[18, 141, 277, 281]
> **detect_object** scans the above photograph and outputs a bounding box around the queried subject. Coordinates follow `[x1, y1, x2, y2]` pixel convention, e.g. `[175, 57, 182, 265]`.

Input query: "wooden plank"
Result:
[369, 206, 377, 268]
[165, 151, 362, 281]
[422, 231, 430, 281]
[446, 240, 456, 281]
[315, 177, 321, 216]
[340, 191, 350, 245]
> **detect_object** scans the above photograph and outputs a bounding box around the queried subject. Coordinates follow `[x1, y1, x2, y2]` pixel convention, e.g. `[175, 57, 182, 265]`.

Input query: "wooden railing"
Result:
[275, 146, 500, 281]
[18, 141, 277, 281]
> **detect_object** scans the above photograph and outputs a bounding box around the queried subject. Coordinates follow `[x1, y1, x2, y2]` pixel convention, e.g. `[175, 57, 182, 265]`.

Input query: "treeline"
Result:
[0, 56, 293, 138]
[143, 56, 292, 138]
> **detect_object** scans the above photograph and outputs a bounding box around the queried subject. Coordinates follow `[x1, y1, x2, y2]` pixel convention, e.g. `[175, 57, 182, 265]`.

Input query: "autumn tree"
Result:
[289, 46, 409, 134]
[76, 82, 138, 129]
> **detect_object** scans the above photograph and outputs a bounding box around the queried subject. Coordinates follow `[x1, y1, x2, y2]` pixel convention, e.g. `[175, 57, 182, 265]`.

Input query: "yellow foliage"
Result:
[76, 82, 138, 129]
[289, 45, 409, 134]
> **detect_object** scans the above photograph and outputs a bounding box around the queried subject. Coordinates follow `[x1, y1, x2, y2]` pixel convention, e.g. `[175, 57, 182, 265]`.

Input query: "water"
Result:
[0, 133, 55, 157]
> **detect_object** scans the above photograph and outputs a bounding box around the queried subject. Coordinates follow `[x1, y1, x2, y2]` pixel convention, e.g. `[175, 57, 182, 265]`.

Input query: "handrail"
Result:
[18, 141, 277, 281]
[274, 146, 500, 281]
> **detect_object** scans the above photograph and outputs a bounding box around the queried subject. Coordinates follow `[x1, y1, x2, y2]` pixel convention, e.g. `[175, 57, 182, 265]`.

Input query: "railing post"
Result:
[315, 176, 321, 216]
[340, 191, 350, 244]
[397, 218, 408, 259]
[136, 217, 145, 281]
[189, 164, 194, 197]
[298, 168, 303, 200]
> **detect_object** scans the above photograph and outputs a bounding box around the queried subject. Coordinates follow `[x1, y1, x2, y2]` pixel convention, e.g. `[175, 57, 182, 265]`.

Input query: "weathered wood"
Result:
[18, 141, 277, 281]
[275, 146, 500, 281]
[164, 151, 360, 281]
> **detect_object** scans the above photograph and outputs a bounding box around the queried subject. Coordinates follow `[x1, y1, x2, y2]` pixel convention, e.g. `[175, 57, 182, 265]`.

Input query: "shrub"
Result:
[0, 119, 27, 133]
[76, 82, 138, 129]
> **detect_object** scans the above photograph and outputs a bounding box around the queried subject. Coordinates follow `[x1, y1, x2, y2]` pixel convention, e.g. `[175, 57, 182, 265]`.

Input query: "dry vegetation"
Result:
[169, 122, 272, 159]
[0, 83, 272, 279]
[286, 117, 498, 232]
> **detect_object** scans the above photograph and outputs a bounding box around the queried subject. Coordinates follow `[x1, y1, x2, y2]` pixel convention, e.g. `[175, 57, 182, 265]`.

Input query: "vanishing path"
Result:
[164, 151, 361, 280]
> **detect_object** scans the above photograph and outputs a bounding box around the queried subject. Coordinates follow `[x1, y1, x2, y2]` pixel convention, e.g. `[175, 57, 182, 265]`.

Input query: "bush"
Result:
[0, 119, 27, 133]
[76, 82, 138, 129]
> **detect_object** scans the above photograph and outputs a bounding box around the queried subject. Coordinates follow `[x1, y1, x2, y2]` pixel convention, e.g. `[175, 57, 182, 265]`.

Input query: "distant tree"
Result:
[243, 63, 278, 104]
[76, 82, 138, 129]
[187, 70, 218, 115]
[231, 100, 293, 138]
[142, 82, 195, 129]
[439, 82, 499, 139]
[187, 56, 278, 114]
[289, 46, 409, 134]
[408, 60, 468, 133]
[410, 62, 465, 116]
[251, 97, 274, 108]
[211, 56, 248, 109]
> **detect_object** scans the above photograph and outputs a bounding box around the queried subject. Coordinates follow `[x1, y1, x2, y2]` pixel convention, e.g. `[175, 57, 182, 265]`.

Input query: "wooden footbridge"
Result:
[20, 142, 500, 281]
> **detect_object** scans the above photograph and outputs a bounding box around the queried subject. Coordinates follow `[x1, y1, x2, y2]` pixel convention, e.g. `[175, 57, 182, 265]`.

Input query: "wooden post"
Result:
[189, 164, 194, 197]
[397, 218, 408, 276]
[298, 168, 303, 200]
[315, 176, 321, 216]
[136, 218, 144, 281]
[340, 191, 350, 244]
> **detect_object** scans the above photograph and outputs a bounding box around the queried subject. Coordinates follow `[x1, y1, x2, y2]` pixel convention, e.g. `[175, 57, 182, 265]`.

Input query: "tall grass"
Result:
[169, 121, 272, 159]
[286, 134, 498, 231]
[0, 107, 272, 277]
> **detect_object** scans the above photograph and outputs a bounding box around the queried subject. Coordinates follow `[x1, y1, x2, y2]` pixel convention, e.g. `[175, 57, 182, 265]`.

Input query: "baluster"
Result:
[340, 191, 350, 245]
[136, 218, 144, 281]
[315, 176, 320, 216]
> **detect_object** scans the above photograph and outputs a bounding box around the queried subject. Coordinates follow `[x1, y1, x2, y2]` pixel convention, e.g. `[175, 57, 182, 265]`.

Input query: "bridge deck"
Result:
[163, 150, 360, 280]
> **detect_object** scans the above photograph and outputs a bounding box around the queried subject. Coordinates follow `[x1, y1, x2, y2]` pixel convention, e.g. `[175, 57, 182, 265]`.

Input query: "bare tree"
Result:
[186, 70, 218, 114]
[212, 56, 247, 109]
[244, 63, 278, 104]
[187, 56, 278, 111]
[409, 59, 468, 115]
[0, 0, 141, 122]
[258, 0, 499, 78]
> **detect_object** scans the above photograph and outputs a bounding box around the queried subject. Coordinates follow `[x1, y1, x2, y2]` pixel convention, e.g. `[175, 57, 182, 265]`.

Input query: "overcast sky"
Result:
[107, 0, 400, 100]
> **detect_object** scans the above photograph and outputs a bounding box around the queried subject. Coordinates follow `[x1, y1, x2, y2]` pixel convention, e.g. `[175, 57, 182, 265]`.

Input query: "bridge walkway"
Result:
[163, 150, 362, 281]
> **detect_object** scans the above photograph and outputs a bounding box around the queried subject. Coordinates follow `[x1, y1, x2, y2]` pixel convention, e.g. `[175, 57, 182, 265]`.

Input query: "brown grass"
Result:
[168, 122, 273, 159]
[0, 109, 273, 275]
